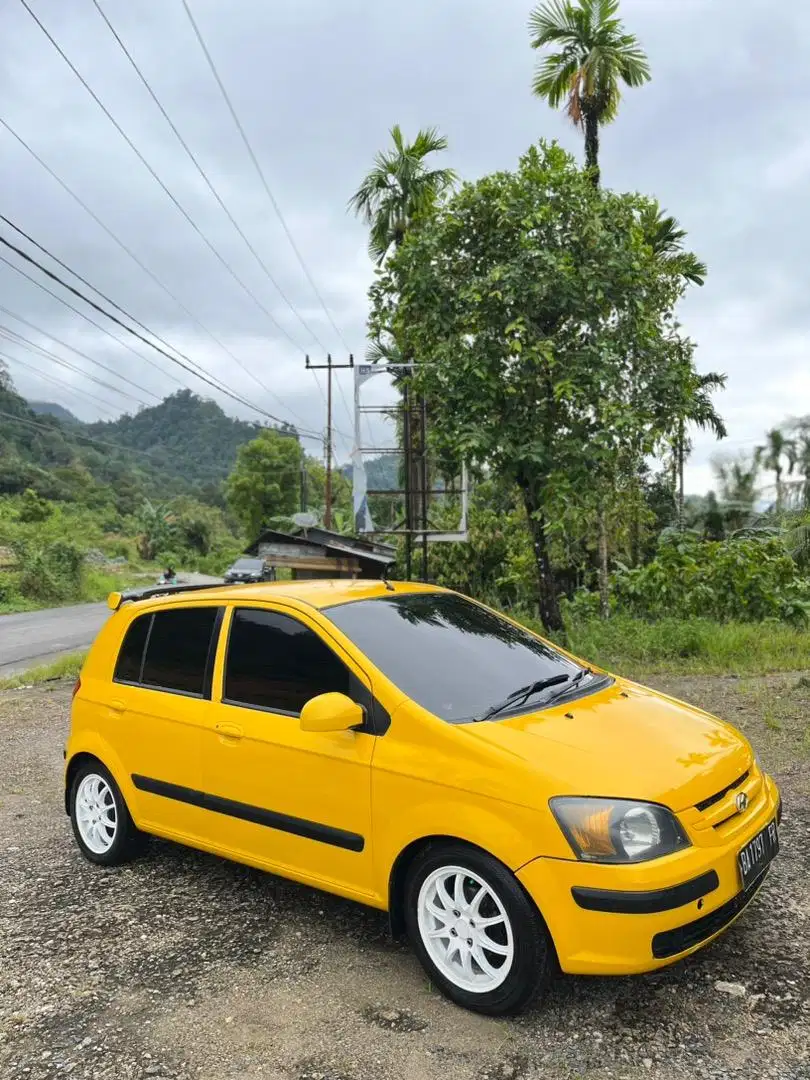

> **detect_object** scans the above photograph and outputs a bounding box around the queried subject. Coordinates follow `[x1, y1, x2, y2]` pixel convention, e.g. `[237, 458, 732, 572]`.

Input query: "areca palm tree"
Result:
[674, 372, 727, 530]
[348, 125, 457, 264]
[756, 427, 796, 514]
[640, 202, 707, 287]
[350, 127, 457, 577]
[529, 0, 650, 187]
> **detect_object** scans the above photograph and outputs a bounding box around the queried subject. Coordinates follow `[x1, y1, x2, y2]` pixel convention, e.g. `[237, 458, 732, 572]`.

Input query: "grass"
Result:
[0, 651, 86, 690]
[0, 564, 158, 616]
[529, 614, 810, 677]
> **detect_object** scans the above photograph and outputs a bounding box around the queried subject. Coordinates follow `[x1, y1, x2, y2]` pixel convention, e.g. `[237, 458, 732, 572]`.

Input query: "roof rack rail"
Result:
[112, 581, 226, 611]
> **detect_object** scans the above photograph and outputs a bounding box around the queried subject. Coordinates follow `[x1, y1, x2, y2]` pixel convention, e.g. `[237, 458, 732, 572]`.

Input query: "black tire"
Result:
[69, 759, 143, 866]
[403, 842, 554, 1016]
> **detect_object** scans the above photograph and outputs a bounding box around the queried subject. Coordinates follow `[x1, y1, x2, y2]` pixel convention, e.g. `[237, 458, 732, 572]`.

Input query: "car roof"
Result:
[119, 578, 445, 613]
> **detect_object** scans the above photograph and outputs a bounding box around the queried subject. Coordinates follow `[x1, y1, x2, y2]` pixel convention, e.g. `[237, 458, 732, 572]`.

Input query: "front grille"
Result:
[651, 869, 767, 959]
[695, 769, 750, 813]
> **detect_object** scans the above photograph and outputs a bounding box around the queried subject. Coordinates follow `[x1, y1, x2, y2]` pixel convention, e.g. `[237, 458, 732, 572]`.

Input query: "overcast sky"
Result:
[0, 0, 807, 493]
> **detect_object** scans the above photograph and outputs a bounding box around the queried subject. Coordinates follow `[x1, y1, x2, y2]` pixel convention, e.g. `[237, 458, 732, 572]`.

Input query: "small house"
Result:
[244, 527, 395, 580]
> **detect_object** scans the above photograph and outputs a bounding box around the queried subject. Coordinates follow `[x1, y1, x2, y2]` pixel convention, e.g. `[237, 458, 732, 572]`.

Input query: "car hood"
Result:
[464, 677, 751, 812]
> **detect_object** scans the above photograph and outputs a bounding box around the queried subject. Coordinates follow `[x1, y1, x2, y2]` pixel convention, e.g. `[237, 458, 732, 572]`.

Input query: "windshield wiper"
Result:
[476, 674, 571, 722]
[542, 667, 594, 706]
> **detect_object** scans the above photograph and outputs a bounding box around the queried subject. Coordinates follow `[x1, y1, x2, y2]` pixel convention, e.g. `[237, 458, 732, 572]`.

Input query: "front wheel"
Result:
[69, 760, 142, 866]
[404, 843, 554, 1015]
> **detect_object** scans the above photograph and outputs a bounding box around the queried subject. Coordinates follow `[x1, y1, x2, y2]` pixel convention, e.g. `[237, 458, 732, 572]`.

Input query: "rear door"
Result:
[106, 603, 223, 840]
[200, 604, 376, 900]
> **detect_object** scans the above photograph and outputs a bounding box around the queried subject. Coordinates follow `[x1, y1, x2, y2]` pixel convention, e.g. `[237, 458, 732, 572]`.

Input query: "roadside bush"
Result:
[17, 540, 85, 603]
[610, 533, 810, 624]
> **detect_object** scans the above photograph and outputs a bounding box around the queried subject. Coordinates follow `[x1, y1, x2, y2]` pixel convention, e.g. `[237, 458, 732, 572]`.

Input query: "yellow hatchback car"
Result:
[65, 579, 781, 1015]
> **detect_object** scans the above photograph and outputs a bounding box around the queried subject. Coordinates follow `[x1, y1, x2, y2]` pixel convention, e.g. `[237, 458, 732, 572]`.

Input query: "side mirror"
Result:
[300, 692, 364, 734]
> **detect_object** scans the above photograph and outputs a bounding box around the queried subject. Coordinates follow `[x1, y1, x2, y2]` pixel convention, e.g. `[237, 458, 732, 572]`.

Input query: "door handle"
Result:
[108, 699, 125, 713]
[215, 722, 243, 740]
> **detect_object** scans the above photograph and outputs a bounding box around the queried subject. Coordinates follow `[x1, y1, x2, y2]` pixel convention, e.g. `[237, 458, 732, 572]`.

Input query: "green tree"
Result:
[756, 427, 796, 514]
[225, 428, 303, 539]
[529, 0, 650, 186]
[673, 369, 727, 530]
[135, 499, 178, 561]
[348, 125, 457, 265]
[350, 126, 457, 569]
[640, 202, 707, 287]
[17, 487, 52, 524]
[379, 142, 696, 631]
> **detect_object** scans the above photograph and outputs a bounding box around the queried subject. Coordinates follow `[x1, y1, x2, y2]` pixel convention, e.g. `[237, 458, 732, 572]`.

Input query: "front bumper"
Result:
[517, 775, 781, 975]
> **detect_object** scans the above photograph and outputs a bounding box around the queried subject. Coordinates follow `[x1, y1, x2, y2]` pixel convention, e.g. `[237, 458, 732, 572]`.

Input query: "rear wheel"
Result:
[404, 842, 553, 1015]
[69, 760, 142, 866]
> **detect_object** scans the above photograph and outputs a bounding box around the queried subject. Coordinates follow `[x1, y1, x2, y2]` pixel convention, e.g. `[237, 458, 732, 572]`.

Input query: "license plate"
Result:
[738, 817, 779, 890]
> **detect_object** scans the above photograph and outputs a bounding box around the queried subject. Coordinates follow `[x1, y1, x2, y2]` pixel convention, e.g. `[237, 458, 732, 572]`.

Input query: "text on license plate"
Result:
[738, 817, 779, 889]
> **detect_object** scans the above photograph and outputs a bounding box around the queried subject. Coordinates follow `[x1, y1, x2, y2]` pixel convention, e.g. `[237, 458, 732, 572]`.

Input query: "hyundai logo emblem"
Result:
[736, 792, 749, 812]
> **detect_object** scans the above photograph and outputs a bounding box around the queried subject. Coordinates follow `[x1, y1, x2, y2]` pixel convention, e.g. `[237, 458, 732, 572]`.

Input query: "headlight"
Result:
[550, 797, 690, 863]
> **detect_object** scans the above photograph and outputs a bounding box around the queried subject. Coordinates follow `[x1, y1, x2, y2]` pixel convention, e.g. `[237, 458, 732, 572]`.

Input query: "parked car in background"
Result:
[223, 557, 273, 584]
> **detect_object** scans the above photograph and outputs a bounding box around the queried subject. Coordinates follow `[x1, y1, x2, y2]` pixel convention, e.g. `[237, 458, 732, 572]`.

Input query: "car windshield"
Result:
[323, 592, 587, 723]
[232, 559, 262, 570]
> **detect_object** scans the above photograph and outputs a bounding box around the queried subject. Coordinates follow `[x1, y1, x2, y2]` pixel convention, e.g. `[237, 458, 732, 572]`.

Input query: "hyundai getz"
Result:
[65, 579, 781, 1014]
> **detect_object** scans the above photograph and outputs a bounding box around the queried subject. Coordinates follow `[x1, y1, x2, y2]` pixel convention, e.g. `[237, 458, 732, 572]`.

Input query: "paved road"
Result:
[0, 574, 221, 676]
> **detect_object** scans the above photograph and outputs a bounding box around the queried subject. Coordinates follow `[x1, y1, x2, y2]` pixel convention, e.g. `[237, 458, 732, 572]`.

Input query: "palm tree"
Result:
[348, 125, 457, 264]
[640, 202, 707, 287]
[756, 427, 796, 514]
[674, 372, 727, 530]
[529, 0, 650, 186]
[350, 127, 456, 577]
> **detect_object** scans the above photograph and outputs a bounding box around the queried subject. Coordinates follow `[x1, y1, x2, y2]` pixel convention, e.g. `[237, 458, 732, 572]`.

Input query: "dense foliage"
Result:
[608, 533, 810, 624]
[87, 390, 291, 490]
[373, 141, 706, 629]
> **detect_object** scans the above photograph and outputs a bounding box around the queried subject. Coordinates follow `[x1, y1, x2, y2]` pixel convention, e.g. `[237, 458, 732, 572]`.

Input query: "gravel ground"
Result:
[0, 673, 808, 1080]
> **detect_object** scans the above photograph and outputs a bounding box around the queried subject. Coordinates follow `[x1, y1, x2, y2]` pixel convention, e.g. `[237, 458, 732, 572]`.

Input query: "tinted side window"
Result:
[225, 608, 351, 714]
[140, 607, 219, 697]
[114, 614, 151, 683]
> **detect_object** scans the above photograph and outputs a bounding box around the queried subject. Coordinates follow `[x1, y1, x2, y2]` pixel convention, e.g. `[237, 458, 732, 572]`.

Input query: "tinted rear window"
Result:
[113, 607, 220, 697]
[114, 614, 151, 683]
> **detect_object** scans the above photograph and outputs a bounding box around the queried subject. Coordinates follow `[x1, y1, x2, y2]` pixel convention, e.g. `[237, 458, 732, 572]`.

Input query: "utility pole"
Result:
[305, 354, 353, 530]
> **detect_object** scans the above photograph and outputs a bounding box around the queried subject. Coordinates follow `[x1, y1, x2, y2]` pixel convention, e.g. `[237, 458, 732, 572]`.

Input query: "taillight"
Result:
[72, 676, 81, 699]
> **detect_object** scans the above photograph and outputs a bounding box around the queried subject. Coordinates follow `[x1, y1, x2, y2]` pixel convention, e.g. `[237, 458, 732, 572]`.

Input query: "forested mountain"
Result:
[1, 369, 162, 511]
[1, 369, 297, 511]
[29, 402, 80, 425]
[87, 390, 289, 488]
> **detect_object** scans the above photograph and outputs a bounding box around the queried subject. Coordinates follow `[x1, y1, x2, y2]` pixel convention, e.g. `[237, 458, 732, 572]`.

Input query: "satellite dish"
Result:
[292, 512, 318, 528]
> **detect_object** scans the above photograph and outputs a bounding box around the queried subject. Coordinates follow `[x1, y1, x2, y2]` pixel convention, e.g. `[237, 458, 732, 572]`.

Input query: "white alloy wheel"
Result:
[417, 865, 515, 993]
[74, 773, 118, 854]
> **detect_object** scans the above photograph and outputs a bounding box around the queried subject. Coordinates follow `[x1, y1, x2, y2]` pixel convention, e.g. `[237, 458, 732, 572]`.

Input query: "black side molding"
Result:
[131, 774, 365, 853]
[572, 870, 720, 915]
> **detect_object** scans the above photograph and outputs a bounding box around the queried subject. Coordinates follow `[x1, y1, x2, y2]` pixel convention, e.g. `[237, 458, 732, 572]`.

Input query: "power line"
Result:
[0, 230, 323, 437]
[0, 212, 189, 388]
[0, 246, 164, 400]
[179, 0, 351, 356]
[177, 0, 358, 446]
[0, 303, 155, 403]
[17, 0, 317, 409]
[0, 350, 120, 416]
[0, 115, 330, 418]
[0, 323, 147, 407]
[89, 0, 329, 355]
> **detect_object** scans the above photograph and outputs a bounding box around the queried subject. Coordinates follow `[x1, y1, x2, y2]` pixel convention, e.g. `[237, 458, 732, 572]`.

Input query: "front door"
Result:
[106, 603, 222, 841]
[201, 604, 376, 901]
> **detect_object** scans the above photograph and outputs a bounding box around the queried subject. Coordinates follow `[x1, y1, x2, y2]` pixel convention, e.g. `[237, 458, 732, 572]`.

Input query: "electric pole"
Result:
[305, 353, 353, 530]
